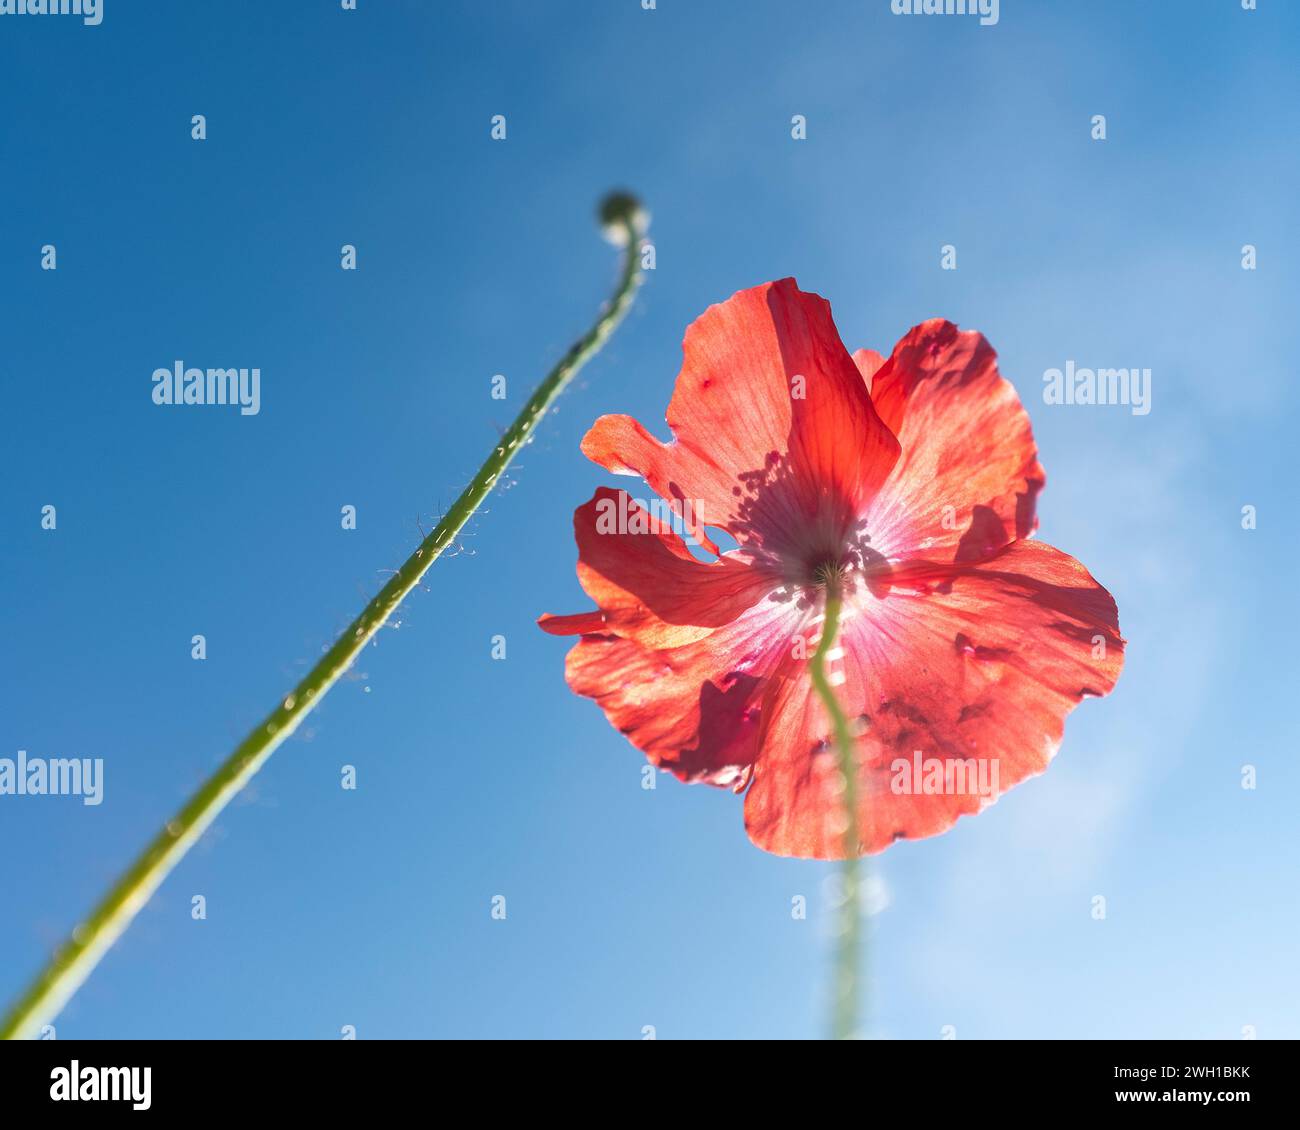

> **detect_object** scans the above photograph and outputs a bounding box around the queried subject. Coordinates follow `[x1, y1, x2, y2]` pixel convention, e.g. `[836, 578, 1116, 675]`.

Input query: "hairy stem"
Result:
[808, 580, 862, 1040]
[0, 195, 648, 1041]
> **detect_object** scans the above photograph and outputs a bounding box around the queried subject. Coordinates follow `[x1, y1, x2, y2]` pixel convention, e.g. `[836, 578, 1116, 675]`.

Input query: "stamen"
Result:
[812, 557, 850, 588]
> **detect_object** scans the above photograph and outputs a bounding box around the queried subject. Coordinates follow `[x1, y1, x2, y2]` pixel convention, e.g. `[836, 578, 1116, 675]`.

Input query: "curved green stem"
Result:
[808, 580, 862, 1040]
[0, 194, 649, 1041]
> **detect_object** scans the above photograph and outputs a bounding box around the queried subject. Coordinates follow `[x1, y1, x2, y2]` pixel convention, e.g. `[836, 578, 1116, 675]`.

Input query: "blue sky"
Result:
[1, 0, 1297, 1039]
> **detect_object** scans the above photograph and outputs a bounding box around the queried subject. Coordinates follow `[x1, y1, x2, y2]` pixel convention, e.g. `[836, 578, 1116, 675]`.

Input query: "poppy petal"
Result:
[544, 487, 784, 649]
[854, 320, 1045, 564]
[582, 279, 900, 559]
[538, 610, 606, 636]
[743, 539, 1124, 858]
[560, 595, 806, 788]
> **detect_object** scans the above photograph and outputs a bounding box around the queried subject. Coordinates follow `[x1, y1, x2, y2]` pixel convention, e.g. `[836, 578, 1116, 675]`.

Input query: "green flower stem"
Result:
[0, 195, 649, 1041]
[808, 580, 862, 1041]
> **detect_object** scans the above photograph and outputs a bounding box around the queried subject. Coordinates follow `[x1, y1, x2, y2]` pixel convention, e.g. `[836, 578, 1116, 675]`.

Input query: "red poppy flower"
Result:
[540, 279, 1123, 859]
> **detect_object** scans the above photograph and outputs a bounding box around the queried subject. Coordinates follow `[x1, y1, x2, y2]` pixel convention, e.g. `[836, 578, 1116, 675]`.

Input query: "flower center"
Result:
[809, 555, 851, 589]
